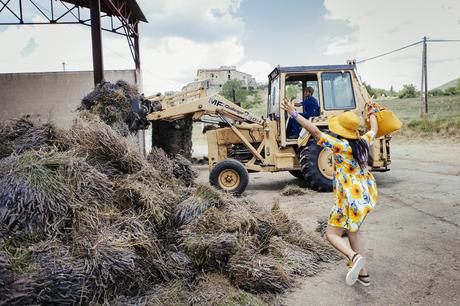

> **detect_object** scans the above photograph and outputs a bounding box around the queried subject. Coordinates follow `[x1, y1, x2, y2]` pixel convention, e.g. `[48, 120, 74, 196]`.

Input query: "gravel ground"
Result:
[195, 137, 460, 306]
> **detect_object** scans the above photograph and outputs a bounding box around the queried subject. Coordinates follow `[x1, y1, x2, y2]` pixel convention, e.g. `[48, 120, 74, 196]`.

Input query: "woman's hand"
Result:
[281, 97, 322, 139]
[367, 109, 377, 118]
[281, 97, 296, 116]
[365, 98, 379, 120]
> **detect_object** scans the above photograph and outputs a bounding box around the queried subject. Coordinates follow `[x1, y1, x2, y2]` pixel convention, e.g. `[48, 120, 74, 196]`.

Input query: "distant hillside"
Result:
[434, 78, 459, 90]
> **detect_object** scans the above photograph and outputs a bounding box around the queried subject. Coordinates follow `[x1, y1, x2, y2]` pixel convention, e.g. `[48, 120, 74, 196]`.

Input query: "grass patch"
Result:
[380, 95, 460, 121]
[401, 115, 460, 137]
[380, 95, 460, 137]
[1, 244, 40, 275]
[280, 184, 310, 196]
[219, 291, 267, 306]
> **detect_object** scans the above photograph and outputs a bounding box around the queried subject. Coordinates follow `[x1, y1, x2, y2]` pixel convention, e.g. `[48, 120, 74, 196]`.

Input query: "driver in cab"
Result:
[287, 86, 320, 138]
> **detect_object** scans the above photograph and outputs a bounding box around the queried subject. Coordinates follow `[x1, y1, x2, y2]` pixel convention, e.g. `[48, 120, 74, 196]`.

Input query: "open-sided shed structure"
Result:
[0, 0, 147, 85]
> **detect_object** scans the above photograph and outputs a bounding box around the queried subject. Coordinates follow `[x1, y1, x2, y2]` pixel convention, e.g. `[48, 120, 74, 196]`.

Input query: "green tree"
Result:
[220, 79, 249, 106]
[164, 91, 176, 96]
[398, 84, 417, 99]
[257, 84, 267, 90]
[364, 82, 376, 97]
[428, 89, 443, 97]
[390, 85, 395, 95]
[241, 93, 263, 109]
[456, 79, 460, 94]
[444, 87, 457, 96]
[286, 85, 299, 100]
[248, 86, 257, 95]
[364, 82, 389, 97]
[252, 93, 263, 105]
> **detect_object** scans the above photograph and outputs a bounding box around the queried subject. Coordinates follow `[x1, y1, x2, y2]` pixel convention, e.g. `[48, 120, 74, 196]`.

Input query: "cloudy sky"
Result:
[1, 0, 460, 94]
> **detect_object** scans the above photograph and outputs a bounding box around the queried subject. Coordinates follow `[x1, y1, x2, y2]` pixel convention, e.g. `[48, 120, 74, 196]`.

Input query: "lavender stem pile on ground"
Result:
[0, 81, 340, 306]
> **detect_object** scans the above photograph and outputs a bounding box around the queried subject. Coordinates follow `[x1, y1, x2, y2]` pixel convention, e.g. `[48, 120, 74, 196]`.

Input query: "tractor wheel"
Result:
[288, 170, 305, 180]
[209, 159, 249, 195]
[300, 139, 333, 192]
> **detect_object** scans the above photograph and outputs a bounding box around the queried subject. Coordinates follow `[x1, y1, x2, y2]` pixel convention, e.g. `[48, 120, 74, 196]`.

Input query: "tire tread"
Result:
[299, 139, 333, 192]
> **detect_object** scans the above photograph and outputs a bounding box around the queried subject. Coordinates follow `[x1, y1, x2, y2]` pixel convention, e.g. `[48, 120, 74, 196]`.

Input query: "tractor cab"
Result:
[267, 65, 365, 147]
[261, 64, 390, 191]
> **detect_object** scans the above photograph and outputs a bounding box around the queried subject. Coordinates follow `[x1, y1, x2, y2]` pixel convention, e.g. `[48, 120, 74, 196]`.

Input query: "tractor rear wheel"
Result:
[209, 159, 249, 195]
[300, 139, 333, 192]
[288, 170, 305, 180]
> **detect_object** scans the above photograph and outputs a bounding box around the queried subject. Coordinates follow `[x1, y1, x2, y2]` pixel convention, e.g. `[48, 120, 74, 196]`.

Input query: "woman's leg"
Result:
[348, 230, 368, 275]
[325, 225, 355, 260]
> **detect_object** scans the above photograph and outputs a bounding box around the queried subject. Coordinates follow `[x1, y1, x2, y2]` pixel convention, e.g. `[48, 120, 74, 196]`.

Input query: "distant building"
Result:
[182, 66, 256, 94]
[196, 66, 257, 88]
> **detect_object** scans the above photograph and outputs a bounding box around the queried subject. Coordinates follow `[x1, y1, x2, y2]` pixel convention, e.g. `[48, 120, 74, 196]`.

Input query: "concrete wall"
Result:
[0, 70, 153, 155]
[0, 70, 137, 128]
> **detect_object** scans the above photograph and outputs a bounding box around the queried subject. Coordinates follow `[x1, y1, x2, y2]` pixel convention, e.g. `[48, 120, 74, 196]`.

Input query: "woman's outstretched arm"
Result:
[281, 97, 322, 139]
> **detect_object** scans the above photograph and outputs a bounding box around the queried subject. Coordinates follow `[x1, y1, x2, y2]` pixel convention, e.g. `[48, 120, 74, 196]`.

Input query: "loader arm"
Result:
[146, 94, 264, 125]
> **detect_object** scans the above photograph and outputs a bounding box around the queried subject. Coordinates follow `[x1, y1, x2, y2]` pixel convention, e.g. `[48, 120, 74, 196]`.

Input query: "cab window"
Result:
[268, 76, 280, 116]
[306, 81, 319, 101]
[285, 81, 302, 101]
[322, 72, 356, 110]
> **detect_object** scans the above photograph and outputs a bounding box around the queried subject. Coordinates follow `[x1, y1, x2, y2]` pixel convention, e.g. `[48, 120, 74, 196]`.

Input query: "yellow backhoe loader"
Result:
[134, 64, 391, 194]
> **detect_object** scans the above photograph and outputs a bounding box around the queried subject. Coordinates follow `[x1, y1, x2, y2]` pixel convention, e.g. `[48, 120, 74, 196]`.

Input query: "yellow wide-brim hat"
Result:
[328, 112, 360, 139]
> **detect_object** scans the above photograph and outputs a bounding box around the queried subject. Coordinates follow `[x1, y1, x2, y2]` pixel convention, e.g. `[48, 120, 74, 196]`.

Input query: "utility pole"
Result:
[62, 62, 66, 72]
[420, 36, 428, 117]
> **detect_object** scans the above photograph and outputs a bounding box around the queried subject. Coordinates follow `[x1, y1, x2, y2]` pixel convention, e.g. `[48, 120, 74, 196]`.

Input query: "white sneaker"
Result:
[345, 254, 365, 286]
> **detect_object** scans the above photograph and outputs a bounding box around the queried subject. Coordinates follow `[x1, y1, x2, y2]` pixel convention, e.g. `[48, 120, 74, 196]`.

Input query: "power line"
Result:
[355, 37, 460, 118]
[356, 38, 460, 64]
[356, 40, 422, 64]
[427, 39, 460, 42]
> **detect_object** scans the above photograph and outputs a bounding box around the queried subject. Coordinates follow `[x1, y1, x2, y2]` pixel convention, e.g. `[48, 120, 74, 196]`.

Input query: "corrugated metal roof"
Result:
[63, 0, 147, 23]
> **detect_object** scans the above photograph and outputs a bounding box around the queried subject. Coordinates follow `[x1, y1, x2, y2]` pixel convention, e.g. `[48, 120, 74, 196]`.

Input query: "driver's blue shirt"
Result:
[302, 96, 320, 118]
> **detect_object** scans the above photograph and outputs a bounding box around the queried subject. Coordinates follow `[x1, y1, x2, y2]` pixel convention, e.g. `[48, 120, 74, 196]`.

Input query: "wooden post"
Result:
[424, 37, 428, 115]
[420, 36, 428, 117]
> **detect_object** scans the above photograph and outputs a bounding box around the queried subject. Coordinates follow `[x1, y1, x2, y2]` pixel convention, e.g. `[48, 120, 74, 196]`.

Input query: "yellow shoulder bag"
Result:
[365, 101, 402, 138]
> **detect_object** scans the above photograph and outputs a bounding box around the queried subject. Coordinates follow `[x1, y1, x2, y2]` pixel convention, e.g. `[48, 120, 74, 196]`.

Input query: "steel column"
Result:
[134, 21, 141, 86]
[90, 0, 104, 86]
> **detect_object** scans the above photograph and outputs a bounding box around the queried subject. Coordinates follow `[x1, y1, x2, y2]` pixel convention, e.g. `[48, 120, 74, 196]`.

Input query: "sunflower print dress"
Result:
[317, 130, 378, 232]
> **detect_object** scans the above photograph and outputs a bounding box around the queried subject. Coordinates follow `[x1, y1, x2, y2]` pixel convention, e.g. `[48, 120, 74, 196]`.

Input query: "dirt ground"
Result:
[194, 137, 460, 306]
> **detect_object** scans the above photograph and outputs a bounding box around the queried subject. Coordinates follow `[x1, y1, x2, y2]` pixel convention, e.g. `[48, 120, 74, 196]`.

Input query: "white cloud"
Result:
[239, 60, 272, 83]
[140, 0, 244, 42]
[323, 0, 460, 89]
[138, 36, 245, 93]
[324, 34, 362, 57]
[0, 24, 94, 72]
[20, 38, 39, 57]
[142, 0, 241, 18]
